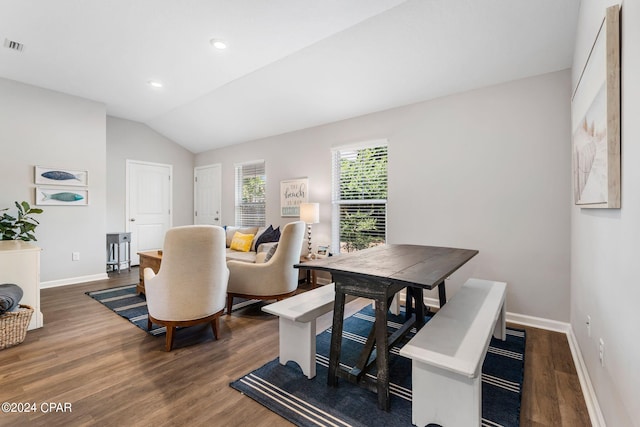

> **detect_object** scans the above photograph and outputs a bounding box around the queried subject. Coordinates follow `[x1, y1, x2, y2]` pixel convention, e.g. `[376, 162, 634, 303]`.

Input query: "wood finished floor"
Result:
[0, 269, 590, 426]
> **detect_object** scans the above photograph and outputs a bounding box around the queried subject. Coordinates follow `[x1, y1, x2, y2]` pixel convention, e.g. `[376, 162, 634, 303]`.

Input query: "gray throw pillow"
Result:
[264, 243, 278, 262]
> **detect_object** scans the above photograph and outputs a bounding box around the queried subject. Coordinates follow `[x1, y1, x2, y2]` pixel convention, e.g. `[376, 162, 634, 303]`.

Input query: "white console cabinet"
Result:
[0, 241, 43, 330]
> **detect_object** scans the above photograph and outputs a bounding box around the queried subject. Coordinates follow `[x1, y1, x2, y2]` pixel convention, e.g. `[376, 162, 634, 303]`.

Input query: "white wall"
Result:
[389, 72, 572, 319]
[0, 81, 196, 284]
[197, 70, 572, 321]
[571, 1, 639, 426]
[0, 77, 107, 284]
[106, 117, 195, 233]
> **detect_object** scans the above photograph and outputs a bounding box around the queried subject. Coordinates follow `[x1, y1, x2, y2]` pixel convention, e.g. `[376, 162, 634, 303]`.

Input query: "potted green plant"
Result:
[0, 201, 43, 241]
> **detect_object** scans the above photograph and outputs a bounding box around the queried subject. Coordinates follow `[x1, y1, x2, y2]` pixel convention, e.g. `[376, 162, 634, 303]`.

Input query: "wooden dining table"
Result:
[295, 244, 479, 411]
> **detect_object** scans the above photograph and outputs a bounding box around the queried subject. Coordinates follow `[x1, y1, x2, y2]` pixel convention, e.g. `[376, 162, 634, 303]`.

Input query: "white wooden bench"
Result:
[262, 283, 354, 379]
[399, 278, 507, 427]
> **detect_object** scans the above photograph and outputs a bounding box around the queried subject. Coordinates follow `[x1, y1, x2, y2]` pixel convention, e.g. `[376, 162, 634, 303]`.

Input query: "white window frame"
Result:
[331, 139, 388, 255]
[234, 160, 266, 227]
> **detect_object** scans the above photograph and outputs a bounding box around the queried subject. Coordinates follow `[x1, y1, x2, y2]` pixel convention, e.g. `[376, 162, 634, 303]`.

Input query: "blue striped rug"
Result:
[86, 284, 259, 336]
[230, 305, 525, 427]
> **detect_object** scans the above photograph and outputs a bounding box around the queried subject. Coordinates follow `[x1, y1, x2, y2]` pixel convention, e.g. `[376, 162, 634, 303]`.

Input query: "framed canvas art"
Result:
[280, 178, 308, 217]
[571, 5, 620, 208]
[35, 166, 88, 186]
[35, 187, 88, 206]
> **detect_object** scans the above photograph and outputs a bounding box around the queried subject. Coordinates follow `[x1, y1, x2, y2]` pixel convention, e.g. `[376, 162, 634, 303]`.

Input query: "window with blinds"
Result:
[234, 160, 266, 227]
[331, 141, 387, 254]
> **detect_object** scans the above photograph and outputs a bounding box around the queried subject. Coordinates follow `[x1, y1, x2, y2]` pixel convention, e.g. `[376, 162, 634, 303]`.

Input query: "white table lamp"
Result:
[299, 203, 319, 258]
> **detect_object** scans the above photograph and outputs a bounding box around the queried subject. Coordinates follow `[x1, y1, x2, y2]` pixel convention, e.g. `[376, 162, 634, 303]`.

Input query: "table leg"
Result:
[304, 270, 318, 288]
[126, 241, 131, 272]
[328, 288, 346, 387]
[414, 288, 425, 329]
[116, 242, 121, 273]
[405, 287, 413, 321]
[438, 280, 447, 307]
[328, 278, 407, 411]
[374, 295, 390, 411]
[405, 287, 428, 326]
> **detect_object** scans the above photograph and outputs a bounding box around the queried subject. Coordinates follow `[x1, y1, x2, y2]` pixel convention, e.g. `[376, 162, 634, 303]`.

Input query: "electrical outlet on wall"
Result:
[72, 252, 80, 261]
[599, 338, 605, 367]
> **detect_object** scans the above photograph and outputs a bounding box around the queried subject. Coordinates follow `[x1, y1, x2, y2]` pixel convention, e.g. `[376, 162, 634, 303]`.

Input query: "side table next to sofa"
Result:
[106, 232, 131, 273]
[137, 250, 162, 295]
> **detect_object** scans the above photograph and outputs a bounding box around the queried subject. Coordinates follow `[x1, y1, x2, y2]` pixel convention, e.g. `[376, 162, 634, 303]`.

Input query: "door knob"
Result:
[214, 217, 219, 221]
[130, 218, 136, 222]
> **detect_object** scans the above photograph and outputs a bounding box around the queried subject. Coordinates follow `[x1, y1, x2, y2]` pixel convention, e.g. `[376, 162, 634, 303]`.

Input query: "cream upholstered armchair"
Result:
[144, 225, 229, 351]
[226, 221, 305, 314]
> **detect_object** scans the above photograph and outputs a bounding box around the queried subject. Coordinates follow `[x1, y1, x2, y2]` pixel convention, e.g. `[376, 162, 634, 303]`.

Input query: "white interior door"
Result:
[194, 164, 222, 226]
[127, 160, 172, 265]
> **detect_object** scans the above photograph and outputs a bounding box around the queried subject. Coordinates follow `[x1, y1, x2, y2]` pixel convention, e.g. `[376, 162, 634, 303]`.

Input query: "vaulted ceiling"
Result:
[0, 0, 580, 153]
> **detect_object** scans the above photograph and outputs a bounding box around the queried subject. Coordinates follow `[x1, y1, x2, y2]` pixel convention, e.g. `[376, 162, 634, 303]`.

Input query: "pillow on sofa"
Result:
[0, 283, 23, 315]
[255, 225, 280, 250]
[225, 227, 238, 247]
[225, 226, 258, 247]
[230, 232, 255, 252]
[254, 225, 273, 249]
[264, 243, 278, 262]
[250, 226, 268, 252]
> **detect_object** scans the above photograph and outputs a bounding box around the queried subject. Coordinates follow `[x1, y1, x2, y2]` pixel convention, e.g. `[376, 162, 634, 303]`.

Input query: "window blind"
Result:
[331, 143, 387, 254]
[234, 161, 266, 227]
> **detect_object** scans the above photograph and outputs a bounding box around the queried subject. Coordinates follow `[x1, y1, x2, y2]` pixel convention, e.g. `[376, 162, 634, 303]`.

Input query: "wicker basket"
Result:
[0, 304, 34, 350]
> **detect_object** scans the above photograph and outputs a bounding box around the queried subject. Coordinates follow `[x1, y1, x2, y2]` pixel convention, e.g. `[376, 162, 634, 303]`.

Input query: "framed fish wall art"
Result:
[35, 166, 88, 186]
[35, 187, 88, 206]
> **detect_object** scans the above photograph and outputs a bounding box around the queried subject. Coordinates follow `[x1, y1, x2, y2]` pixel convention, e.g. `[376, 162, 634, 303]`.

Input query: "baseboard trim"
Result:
[566, 327, 606, 427]
[40, 273, 109, 289]
[504, 311, 570, 333]
[420, 295, 572, 332]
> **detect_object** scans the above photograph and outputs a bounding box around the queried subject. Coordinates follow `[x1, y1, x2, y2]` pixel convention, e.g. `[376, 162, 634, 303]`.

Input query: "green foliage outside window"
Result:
[340, 208, 380, 252]
[339, 147, 387, 200]
[338, 146, 387, 253]
[242, 176, 265, 203]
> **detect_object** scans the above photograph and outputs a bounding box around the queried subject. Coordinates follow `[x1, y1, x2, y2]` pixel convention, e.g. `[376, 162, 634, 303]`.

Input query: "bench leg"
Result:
[493, 300, 506, 341]
[412, 361, 481, 427]
[278, 318, 317, 379]
[390, 291, 401, 316]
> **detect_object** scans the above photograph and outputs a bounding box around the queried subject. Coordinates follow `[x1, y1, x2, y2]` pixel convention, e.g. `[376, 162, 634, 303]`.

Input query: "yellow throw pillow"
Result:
[230, 232, 255, 252]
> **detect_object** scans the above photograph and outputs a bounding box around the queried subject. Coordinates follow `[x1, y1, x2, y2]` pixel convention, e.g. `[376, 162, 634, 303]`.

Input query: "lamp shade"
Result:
[299, 203, 319, 224]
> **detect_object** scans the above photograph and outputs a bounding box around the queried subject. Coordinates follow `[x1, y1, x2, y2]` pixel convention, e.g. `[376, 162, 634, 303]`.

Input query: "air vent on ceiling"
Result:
[4, 38, 24, 52]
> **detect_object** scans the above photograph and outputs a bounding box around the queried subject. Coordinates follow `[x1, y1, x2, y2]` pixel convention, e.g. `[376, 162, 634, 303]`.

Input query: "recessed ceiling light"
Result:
[210, 39, 227, 50]
[148, 80, 163, 88]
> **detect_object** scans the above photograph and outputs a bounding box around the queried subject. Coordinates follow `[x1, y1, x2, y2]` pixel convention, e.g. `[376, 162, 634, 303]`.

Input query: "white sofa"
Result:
[226, 221, 305, 314]
[224, 226, 278, 263]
